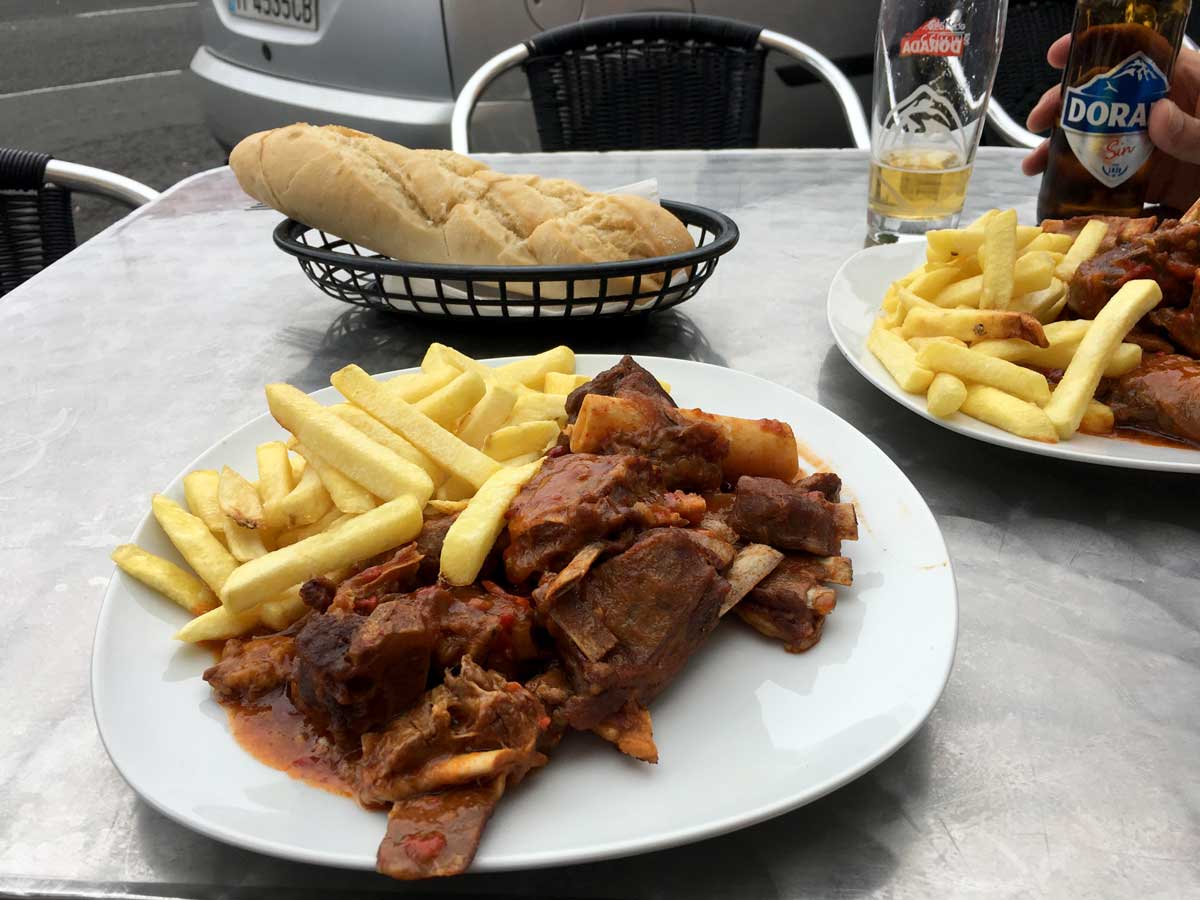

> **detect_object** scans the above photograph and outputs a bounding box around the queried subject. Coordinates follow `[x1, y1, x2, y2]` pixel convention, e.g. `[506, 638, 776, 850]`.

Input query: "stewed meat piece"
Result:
[735, 556, 839, 653]
[564, 353, 676, 422]
[1068, 221, 1200, 319]
[413, 512, 459, 583]
[565, 356, 730, 491]
[290, 597, 439, 747]
[1042, 215, 1158, 252]
[1147, 273, 1200, 356]
[431, 581, 541, 678]
[204, 633, 295, 703]
[535, 527, 731, 731]
[730, 476, 858, 556]
[1101, 353, 1200, 445]
[361, 658, 549, 879]
[327, 544, 424, 615]
[793, 472, 842, 502]
[504, 453, 660, 583]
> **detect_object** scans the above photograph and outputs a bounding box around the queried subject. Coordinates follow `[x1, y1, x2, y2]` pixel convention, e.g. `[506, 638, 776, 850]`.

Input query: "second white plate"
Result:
[93, 356, 958, 874]
[827, 242, 1200, 473]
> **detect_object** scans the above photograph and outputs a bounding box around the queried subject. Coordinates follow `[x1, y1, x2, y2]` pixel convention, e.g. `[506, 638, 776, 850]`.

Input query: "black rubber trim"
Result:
[0, 147, 53, 191]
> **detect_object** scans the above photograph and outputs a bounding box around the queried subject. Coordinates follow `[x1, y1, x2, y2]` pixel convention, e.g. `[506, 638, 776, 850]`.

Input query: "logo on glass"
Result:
[1061, 52, 1169, 188]
[900, 18, 968, 57]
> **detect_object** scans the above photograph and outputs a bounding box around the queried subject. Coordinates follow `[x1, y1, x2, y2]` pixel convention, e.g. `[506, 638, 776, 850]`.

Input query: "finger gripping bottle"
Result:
[1036, 0, 1191, 221]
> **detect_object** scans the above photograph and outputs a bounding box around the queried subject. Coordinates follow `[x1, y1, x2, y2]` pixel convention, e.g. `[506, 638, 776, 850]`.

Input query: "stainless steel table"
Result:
[2, 149, 1196, 900]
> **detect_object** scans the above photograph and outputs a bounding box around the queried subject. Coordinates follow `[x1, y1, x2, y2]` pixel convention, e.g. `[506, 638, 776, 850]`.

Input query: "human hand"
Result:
[1020, 34, 1200, 212]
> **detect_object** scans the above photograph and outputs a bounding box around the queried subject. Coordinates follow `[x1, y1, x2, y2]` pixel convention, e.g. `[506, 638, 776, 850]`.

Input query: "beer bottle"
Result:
[1036, 0, 1191, 221]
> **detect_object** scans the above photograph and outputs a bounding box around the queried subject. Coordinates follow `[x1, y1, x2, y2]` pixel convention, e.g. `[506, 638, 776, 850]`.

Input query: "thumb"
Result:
[1149, 99, 1200, 164]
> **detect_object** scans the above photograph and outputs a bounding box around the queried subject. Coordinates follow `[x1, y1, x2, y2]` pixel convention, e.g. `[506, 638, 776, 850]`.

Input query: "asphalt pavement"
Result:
[3, 0, 225, 241]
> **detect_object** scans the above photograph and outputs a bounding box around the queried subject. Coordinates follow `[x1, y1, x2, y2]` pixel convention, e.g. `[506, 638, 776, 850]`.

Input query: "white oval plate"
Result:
[828, 243, 1200, 473]
[92, 356, 958, 873]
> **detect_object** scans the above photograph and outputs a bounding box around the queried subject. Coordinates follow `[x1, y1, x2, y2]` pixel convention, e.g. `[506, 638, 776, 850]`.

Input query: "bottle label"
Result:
[1061, 52, 1169, 188]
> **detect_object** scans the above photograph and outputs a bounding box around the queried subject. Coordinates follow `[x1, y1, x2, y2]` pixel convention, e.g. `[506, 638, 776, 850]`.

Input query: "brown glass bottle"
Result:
[1036, 0, 1190, 221]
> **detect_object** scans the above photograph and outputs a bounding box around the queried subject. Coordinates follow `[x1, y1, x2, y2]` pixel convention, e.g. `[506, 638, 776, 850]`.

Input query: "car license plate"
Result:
[230, 0, 318, 31]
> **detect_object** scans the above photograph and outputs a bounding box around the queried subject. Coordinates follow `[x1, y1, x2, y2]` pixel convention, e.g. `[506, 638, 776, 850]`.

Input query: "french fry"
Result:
[385, 365, 460, 403]
[926, 373, 968, 418]
[1010, 278, 1066, 323]
[880, 285, 905, 328]
[959, 385, 1059, 443]
[455, 383, 518, 448]
[332, 365, 501, 490]
[414, 370, 487, 429]
[258, 585, 309, 631]
[292, 442, 377, 514]
[218, 466, 264, 530]
[494, 346, 575, 388]
[1044, 280, 1162, 439]
[420, 343, 467, 377]
[440, 460, 545, 586]
[973, 332, 1142, 377]
[900, 307, 1049, 347]
[182, 469, 224, 534]
[111, 544, 218, 616]
[435, 476, 476, 501]
[223, 518, 268, 562]
[965, 209, 997, 230]
[907, 335, 968, 351]
[426, 499, 469, 515]
[507, 391, 568, 427]
[868, 319, 936, 393]
[424, 343, 522, 390]
[897, 285, 940, 319]
[979, 208, 1017, 309]
[909, 265, 967, 301]
[276, 506, 345, 547]
[915, 341, 1051, 405]
[151, 494, 239, 592]
[256, 442, 294, 530]
[1020, 232, 1074, 255]
[266, 382, 434, 503]
[932, 251, 1055, 308]
[277, 463, 334, 528]
[501, 451, 544, 467]
[1055, 218, 1108, 282]
[925, 228, 985, 263]
[927, 218, 1038, 263]
[1080, 399, 1115, 435]
[221, 495, 423, 613]
[483, 420, 561, 460]
[174, 604, 259, 642]
[544, 372, 591, 394]
[329, 403, 442, 482]
[289, 454, 306, 481]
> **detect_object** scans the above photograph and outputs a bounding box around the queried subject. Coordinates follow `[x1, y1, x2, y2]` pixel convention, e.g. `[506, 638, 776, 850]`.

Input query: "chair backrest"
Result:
[0, 149, 76, 298]
[523, 13, 767, 152]
[989, 0, 1076, 148]
[0, 149, 159, 297]
[451, 13, 870, 153]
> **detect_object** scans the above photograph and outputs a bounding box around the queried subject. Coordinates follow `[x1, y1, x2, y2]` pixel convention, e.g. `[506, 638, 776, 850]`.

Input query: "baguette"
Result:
[229, 123, 694, 296]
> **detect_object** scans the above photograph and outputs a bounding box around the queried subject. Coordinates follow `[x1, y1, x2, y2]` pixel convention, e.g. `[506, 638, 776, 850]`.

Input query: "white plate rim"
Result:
[91, 355, 959, 872]
[826, 243, 1200, 474]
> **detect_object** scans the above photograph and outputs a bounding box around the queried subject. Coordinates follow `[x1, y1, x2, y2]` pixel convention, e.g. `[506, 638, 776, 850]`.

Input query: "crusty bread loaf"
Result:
[229, 124, 694, 296]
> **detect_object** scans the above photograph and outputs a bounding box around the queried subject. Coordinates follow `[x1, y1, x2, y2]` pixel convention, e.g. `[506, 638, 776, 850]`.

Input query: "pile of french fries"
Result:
[112, 344, 597, 643]
[868, 209, 1161, 443]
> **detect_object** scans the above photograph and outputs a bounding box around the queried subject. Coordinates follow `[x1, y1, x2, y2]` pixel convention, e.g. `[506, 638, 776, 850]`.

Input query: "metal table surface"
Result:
[1, 149, 1196, 900]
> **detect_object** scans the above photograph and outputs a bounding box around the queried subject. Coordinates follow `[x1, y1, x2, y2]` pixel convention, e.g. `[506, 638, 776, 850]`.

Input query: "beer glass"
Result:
[868, 0, 1009, 241]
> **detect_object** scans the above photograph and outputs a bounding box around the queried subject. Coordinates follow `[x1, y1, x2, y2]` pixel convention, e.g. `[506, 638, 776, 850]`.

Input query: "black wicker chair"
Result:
[0, 148, 158, 297]
[450, 13, 869, 153]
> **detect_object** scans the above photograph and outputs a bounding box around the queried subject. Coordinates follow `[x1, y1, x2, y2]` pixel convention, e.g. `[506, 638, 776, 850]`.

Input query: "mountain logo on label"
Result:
[1061, 52, 1169, 188]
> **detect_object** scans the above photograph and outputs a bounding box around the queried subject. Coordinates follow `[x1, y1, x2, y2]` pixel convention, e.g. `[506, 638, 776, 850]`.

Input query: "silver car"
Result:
[191, 0, 875, 152]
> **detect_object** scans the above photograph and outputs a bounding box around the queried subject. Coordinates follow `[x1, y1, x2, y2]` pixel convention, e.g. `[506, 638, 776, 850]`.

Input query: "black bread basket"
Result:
[273, 199, 737, 319]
